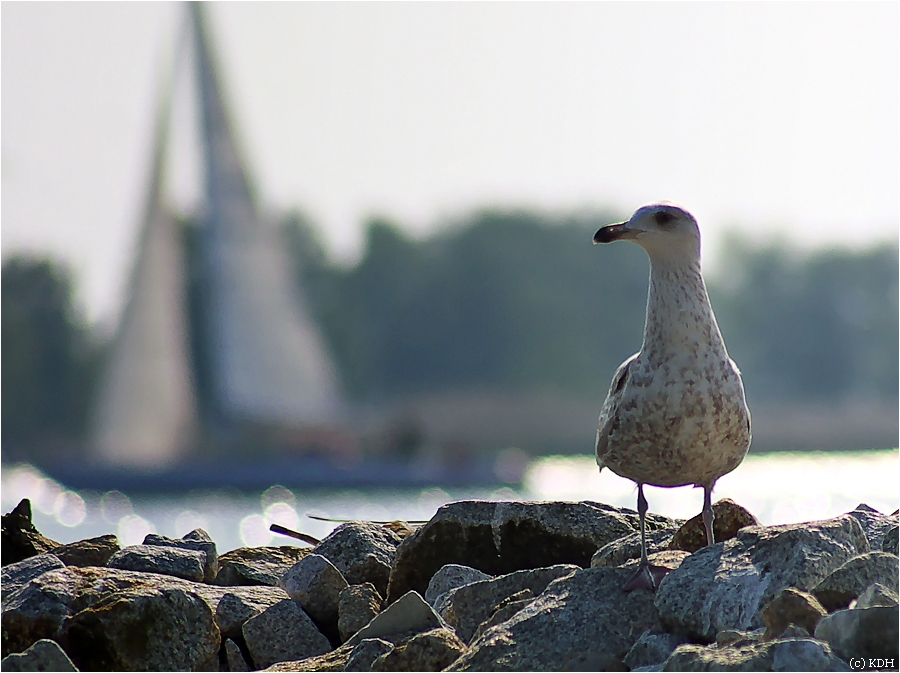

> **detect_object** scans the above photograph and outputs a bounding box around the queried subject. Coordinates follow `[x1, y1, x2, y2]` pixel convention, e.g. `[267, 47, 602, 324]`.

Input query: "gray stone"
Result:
[314, 523, 403, 599]
[623, 630, 689, 670]
[2, 566, 84, 657]
[0, 563, 285, 661]
[447, 566, 660, 671]
[439, 564, 578, 644]
[468, 589, 534, 644]
[814, 605, 900, 663]
[224, 639, 250, 672]
[242, 598, 331, 669]
[655, 514, 869, 642]
[344, 638, 394, 672]
[215, 546, 309, 587]
[0, 638, 78, 672]
[50, 535, 119, 568]
[144, 529, 218, 582]
[761, 587, 827, 640]
[662, 638, 851, 671]
[281, 553, 348, 642]
[591, 527, 675, 568]
[214, 586, 290, 640]
[1, 554, 65, 602]
[370, 627, 466, 672]
[622, 549, 690, 574]
[339, 583, 383, 643]
[812, 552, 899, 611]
[262, 643, 355, 672]
[715, 628, 766, 647]
[881, 525, 898, 555]
[346, 591, 445, 647]
[853, 582, 898, 609]
[423, 564, 490, 606]
[107, 544, 206, 582]
[847, 503, 897, 551]
[58, 585, 220, 672]
[386, 500, 674, 603]
[780, 624, 811, 638]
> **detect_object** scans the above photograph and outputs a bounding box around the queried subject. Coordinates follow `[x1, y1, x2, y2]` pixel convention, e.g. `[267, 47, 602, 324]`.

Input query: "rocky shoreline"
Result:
[1, 497, 897, 672]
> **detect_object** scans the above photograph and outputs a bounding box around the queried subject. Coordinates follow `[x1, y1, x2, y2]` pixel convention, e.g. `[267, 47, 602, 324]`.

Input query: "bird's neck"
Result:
[641, 256, 728, 358]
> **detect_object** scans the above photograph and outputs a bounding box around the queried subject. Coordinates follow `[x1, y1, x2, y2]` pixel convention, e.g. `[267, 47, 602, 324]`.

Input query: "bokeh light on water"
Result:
[524, 450, 899, 523]
[2, 449, 896, 553]
[54, 491, 86, 527]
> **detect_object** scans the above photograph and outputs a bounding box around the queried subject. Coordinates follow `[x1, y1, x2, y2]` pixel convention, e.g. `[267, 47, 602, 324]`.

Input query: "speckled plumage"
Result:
[593, 202, 751, 590]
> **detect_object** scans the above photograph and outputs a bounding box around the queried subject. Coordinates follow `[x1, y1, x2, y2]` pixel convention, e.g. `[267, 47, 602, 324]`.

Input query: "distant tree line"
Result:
[285, 210, 899, 406]
[2, 209, 897, 458]
[1, 258, 103, 462]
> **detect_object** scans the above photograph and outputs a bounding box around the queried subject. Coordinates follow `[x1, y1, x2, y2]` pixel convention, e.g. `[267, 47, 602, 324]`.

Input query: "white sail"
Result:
[91, 78, 198, 467]
[192, 3, 342, 427]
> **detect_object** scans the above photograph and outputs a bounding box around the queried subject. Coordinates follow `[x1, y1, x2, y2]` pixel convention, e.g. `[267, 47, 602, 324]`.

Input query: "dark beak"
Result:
[593, 222, 633, 244]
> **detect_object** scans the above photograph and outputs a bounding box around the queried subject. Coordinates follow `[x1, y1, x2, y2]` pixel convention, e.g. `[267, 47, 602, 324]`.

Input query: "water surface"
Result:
[3, 449, 896, 554]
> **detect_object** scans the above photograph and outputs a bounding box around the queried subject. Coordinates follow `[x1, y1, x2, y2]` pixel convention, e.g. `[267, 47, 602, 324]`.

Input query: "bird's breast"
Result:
[599, 352, 750, 487]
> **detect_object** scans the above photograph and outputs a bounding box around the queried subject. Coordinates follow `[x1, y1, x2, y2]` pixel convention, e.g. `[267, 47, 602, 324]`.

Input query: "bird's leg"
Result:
[622, 483, 669, 592]
[702, 484, 715, 546]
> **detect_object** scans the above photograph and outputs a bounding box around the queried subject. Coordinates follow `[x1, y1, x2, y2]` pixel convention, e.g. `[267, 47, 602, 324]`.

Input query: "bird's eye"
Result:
[654, 211, 675, 226]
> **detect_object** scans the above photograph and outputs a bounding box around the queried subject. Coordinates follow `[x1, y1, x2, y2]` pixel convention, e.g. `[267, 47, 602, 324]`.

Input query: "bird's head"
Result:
[593, 202, 701, 260]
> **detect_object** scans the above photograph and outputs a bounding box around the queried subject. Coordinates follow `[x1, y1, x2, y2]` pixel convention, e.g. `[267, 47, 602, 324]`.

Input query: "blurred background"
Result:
[2, 2, 897, 549]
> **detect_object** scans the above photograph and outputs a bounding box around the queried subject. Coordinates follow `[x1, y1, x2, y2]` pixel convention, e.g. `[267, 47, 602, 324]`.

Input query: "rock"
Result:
[812, 552, 899, 611]
[1, 554, 65, 601]
[107, 544, 206, 582]
[144, 529, 218, 582]
[882, 525, 898, 555]
[338, 583, 383, 643]
[0, 563, 285, 660]
[281, 553, 348, 644]
[242, 598, 331, 669]
[715, 628, 765, 647]
[344, 638, 394, 672]
[423, 564, 491, 606]
[214, 586, 290, 640]
[847, 503, 897, 551]
[623, 549, 690, 574]
[2, 566, 84, 656]
[215, 546, 310, 587]
[591, 527, 676, 568]
[761, 588, 827, 640]
[853, 582, 898, 609]
[370, 627, 466, 672]
[447, 566, 660, 671]
[469, 589, 534, 644]
[50, 535, 120, 568]
[662, 638, 851, 671]
[387, 500, 672, 603]
[381, 521, 417, 539]
[313, 523, 404, 599]
[439, 564, 578, 644]
[655, 514, 868, 642]
[224, 638, 250, 672]
[262, 643, 355, 672]
[814, 605, 899, 663]
[1, 500, 60, 566]
[669, 499, 759, 552]
[58, 585, 220, 671]
[623, 630, 689, 671]
[0, 638, 78, 672]
[346, 591, 445, 647]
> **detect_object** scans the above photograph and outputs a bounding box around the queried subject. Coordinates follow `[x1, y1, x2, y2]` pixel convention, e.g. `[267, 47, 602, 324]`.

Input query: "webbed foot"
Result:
[622, 563, 669, 592]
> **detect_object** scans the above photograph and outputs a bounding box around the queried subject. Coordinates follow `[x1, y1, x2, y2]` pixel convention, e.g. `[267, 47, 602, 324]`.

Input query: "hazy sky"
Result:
[2, 2, 898, 325]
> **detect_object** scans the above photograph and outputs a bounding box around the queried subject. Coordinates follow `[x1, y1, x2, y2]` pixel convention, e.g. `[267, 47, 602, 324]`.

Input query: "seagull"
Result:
[593, 202, 751, 591]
